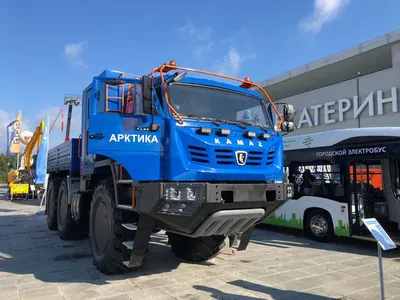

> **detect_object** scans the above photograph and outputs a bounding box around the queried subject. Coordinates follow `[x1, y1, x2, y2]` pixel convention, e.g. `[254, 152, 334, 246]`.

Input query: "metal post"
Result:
[356, 72, 361, 128]
[63, 94, 81, 142]
[377, 243, 385, 300]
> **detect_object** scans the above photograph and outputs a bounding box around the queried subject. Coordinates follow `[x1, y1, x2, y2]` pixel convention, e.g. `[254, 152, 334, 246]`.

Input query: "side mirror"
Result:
[283, 104, 295, 122]
[281, 121, 295, 132]
[142, 76, 153, 114]
[172, 71, 187, 83]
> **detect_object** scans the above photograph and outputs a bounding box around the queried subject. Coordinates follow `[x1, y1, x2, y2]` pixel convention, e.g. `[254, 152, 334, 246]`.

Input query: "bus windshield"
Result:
[167, 83, 273, 129]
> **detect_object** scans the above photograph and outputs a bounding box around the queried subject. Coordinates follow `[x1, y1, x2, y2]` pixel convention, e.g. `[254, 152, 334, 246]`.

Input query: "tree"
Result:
[0, 154, 18, 183]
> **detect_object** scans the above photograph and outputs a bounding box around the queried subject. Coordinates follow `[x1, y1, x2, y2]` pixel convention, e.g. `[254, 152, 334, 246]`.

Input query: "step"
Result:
[117, 180, 133, 184]
[122, 223, 137, 231]
[117, 204, 135, 211]
[123, 260, 131, 267]
[122, 241, 134, 250]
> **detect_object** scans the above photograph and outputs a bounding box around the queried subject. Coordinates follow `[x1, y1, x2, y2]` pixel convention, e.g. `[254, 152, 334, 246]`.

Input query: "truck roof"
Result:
[178, 76, 264, 99]
[83, 69, 265, 100]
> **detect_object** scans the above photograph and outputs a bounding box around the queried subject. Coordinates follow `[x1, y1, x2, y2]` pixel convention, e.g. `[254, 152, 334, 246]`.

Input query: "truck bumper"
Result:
[132, 182, 293, 237]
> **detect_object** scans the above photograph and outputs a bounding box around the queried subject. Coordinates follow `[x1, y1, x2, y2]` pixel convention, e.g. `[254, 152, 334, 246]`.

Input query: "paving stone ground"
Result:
[1, 184, 400, 300]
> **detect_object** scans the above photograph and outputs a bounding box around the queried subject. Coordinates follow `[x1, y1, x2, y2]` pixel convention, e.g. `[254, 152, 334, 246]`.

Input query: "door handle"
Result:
[89, 133, 104, 140]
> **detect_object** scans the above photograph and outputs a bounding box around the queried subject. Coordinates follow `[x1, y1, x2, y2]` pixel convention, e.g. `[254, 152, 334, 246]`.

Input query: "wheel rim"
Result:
[58, 188, 68, 228]
[310, 215, 328, 237]
[93, 198, 109, 253]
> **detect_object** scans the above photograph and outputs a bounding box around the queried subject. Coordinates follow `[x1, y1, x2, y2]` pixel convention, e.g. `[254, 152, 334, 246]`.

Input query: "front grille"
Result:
[266, 150, 275, 165]
[215, 149, 234, 165]
[188, 146, 275, 167]
[188, 145, 209, 164]
[247, 151, 263, 166]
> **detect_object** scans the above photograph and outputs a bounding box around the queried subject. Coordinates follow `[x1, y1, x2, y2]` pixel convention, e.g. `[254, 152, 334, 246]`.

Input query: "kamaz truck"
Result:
[45, 60, 295, 274]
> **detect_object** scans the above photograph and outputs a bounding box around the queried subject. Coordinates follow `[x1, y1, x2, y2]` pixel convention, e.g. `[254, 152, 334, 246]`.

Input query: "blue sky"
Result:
[1, 0, 400, 152]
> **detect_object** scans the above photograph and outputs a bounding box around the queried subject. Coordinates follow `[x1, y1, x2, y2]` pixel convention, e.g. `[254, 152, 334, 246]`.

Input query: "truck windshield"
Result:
[167, 83, 273, 129]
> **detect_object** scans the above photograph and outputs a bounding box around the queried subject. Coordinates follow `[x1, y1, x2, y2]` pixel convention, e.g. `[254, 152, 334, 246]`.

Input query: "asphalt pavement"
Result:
[1, 183, 400, 300]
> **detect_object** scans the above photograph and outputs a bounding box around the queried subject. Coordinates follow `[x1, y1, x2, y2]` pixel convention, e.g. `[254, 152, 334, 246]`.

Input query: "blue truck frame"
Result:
[45, 61, 295, 274]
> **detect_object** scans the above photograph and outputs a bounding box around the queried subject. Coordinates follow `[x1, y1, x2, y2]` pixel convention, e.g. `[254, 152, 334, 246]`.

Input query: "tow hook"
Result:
[229, 234, 241, 255]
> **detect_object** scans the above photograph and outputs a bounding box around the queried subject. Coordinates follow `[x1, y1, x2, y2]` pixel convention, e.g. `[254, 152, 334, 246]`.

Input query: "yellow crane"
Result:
[7, 121, 44, 200]
[7, 109, 63, 200]
[24, 120, 45, 170]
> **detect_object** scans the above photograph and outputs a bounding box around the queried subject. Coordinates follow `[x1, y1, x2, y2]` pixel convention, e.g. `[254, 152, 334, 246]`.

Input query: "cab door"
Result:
[87, 76, 164, 181]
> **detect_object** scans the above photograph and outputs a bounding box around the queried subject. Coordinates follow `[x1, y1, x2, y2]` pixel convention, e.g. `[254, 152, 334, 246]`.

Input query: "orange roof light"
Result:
[161, 60, 177, 73]
[239, 77, 252, 89]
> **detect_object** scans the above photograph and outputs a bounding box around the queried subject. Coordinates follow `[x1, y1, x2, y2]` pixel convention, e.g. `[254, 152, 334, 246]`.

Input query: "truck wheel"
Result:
[57, 179, 88, 240]
[305, 209, 334, 242]
[46, 179, 60, 230]
[90, 179, 128, 274]
[167, 233, 226, 262]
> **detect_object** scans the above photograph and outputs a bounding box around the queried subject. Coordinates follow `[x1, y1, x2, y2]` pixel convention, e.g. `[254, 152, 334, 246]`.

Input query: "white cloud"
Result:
[178, 20, 212, 41]
[64, 41, 88, 67]
[299, 0, 351, 34]
[177, 20, 213, 60]
[213, 48, 242, 76]
[213, 48, 256, 77]
[193, 42, 214, 60]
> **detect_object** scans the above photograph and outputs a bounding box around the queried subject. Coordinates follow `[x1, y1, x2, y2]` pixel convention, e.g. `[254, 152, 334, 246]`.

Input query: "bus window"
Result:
[289, 163, 345, 202]
[350, 163, 384, 199]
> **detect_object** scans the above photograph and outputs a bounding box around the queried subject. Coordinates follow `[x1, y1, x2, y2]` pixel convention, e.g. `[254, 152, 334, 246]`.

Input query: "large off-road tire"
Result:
[57, 179, 88, 240]
[46, 178, 61, 230]
[305, 208, 334, 242]
[90, 178, 128, 274]
[167, 233, 226, 262]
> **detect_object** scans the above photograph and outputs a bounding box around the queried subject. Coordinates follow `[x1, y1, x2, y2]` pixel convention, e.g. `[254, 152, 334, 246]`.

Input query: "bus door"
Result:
[348, 160, 384, 236]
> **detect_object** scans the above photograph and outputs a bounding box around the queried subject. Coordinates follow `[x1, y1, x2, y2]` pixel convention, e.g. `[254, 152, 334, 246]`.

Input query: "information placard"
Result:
[362, 218, 397, 251]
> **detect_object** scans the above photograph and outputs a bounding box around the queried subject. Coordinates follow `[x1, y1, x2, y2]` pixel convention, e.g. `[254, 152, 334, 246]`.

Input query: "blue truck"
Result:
[45, 60, 295, 274]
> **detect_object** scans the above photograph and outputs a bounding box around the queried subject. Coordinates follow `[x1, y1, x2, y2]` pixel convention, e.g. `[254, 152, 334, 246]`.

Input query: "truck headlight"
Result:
[160, 184, 205, 216]
[165, 187, 197, 201]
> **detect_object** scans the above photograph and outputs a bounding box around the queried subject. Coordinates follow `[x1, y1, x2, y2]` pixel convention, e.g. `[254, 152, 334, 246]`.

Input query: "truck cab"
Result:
[46, 60, 295, 274]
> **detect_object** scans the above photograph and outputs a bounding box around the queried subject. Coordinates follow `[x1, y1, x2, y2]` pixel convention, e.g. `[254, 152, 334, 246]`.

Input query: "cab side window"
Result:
[104, 82, 145, 115]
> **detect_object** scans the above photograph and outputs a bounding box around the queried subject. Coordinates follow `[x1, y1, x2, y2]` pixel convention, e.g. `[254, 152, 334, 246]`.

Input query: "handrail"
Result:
[150, 61, 283, 134]
[77, 134, 82, 158]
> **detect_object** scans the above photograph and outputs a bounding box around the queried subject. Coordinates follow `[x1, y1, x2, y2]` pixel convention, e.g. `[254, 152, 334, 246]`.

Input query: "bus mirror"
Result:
[281, 121, 295, 132]
[283, 104, 295, 122]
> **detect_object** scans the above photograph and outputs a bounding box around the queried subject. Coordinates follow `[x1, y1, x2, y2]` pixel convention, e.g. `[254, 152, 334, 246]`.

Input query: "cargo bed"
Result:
[47, 138, 80, 174]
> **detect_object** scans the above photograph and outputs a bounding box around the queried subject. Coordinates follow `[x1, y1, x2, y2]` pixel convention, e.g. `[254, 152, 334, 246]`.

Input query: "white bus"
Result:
[264, 127, 400, 244]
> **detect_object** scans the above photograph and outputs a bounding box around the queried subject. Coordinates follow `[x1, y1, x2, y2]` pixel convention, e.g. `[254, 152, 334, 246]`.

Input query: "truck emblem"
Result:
[235, 151, 247, 166]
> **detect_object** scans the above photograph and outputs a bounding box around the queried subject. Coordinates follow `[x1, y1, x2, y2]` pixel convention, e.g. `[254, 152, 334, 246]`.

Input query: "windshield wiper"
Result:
[217, 119, 246, 129]
[178, 114, 268, 131]
[235, 120, 269, 132]
[180, 114, 221, 127]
